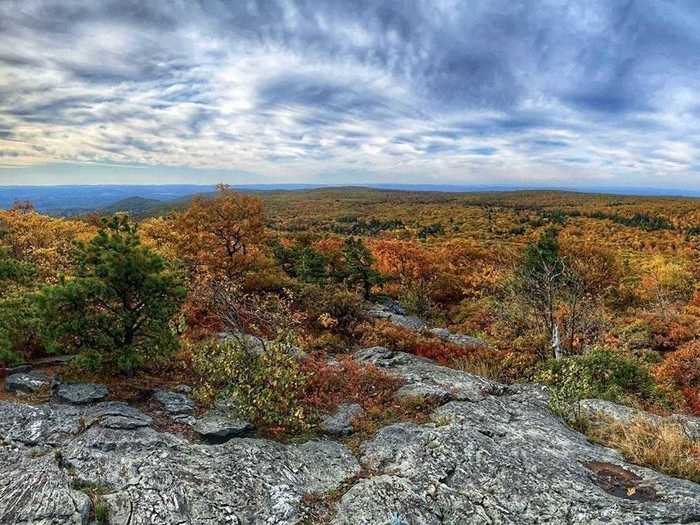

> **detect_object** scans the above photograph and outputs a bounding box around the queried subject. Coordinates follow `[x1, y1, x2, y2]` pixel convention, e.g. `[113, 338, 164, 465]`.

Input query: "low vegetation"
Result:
[585, 417, 700, 483]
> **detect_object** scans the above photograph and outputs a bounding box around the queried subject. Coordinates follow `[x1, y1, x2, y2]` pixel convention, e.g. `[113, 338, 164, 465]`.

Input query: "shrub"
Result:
[191, 337, 311, 434]
[536, 347, 662, 415]
[295, 284, 364, 336]
[0, 293, 42, 365]
[655, 340, 700, 390]
[37, 216, 186, 375]
[300, 353, 401, 412]
[654, 341, 700, 414]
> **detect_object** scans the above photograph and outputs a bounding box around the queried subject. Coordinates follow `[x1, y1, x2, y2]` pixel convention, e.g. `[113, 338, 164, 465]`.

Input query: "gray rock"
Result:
[0, 445, 91, 524]
[331, 349, 700, 524]
[84, 401, 152, 430]
[173, 384, 192, 394]
[153, 388, 195, 416]
[0, 401, 83, 446]
[55, 382, 108, 404]
[333, 392, 700, 524]
[4, 371, 50, 394]
[367, 304, 427, 331]
[193, 412, 253, 442]
[428, 327, 487, 349]
[0, 401, 361, 525]
[578, 399, 659, 425]
[4, 363, 32, 374]
[1, 348, 699, 524]
[580, 398, 700, 441]
[355, 346, 498, 403]
[320, 403, 364, 436]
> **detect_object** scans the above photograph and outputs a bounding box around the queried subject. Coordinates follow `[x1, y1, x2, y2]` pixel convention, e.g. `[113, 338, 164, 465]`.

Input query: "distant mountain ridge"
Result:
[0, 185, 217, 214]
[1, 183, 699, 216]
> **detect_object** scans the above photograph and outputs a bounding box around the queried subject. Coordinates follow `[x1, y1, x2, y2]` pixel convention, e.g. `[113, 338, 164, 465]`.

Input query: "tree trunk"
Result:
[552, 323, 562, 360]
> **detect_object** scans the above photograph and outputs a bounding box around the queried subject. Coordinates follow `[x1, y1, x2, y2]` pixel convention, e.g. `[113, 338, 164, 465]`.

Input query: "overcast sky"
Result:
[1, 0, 699, 188]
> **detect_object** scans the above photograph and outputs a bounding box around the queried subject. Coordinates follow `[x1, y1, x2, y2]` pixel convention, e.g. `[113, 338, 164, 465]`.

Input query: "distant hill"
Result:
[0, 185, 216, 214]
[99, 196, 164, 216]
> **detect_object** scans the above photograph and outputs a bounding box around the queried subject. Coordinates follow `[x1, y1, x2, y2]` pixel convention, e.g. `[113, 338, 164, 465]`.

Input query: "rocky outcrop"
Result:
[356, 346, 505, 403]
[333, 371, 700, 524]
[367, 303, 427, 331]
[579, 398, 700, 440]
[428, 327, 487, 349]
[55, 382, 109, 404]
[4, 371, 50, 394]
[368, 302, 488, 349]
[0, 399, 359, 524]
[0, 348, 699, 524]
[152, 388, 196, 424]
[193, 412, 254, 442]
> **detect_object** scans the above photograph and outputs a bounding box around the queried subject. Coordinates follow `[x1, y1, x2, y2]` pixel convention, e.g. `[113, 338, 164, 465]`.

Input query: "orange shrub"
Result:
[655, 341, 700, 414]
[354, 320, 471, 365]
[300, 353, 401, 412]
[655, 341, 700, 388]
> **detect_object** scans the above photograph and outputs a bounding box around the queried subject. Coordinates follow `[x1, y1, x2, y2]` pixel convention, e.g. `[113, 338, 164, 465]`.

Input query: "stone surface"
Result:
[4, 371, 50, 394]
[153, 388, 195, 416]
[580, 398, 700, 440]
[193, 412, 253, 442]
[320, 403, 364, 436]
[84, 401, 153, 430]
[428, 327, 487, 349]
[355, 346, 502, 403]
[1, 348, 699, 524]
[333, 392, 700, 524]
[55, 382, 109, 404]
[0, 399, 360, 525]
[0, 445, 92, 524]
[367, 303, 427, 331]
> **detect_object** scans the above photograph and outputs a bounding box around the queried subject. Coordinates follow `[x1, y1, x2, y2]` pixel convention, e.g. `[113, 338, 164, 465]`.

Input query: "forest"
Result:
[1, 186, 699, 481]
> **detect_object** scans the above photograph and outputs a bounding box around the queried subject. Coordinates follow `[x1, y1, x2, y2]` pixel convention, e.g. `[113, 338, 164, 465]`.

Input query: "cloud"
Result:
[0, 0, 698, 187]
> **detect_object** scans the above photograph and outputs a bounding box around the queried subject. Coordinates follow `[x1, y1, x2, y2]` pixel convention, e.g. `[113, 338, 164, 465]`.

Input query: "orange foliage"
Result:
[300, 353, 401, 412]
[175, 185, 265, 282]
[355, 320, 471, 364]
[370, 239, 436, 285]
[0, 208, 94, 281]
[655, 341, 700, 414]
[655, 341, 700, 389]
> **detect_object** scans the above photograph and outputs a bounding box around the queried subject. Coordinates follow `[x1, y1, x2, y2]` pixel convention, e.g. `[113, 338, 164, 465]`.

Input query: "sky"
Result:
[0, 0, 699, 189]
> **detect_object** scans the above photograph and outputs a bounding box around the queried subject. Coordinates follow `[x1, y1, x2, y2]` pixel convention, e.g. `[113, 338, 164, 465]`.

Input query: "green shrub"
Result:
[191, 337, 311, 434]
[536, 347, 662, 416]
[296, 284, 364, 335]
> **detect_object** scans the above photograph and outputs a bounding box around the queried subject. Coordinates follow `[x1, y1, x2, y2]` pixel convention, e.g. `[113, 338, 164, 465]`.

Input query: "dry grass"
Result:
[450, 354, 504, 381]
[586, 417, 700, 483]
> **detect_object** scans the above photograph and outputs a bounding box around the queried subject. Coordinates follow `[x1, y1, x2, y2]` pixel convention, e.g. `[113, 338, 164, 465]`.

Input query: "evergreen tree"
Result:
[342, 237, 382, 299]
[38, 216, 185, 373]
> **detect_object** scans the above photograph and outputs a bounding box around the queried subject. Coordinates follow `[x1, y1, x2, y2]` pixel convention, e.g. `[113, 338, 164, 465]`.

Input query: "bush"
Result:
[0, 293, 42, 365]
[191, 338, 311, 434]
[655, 341, 700, 414]
[295, 284, 364, 336]
[536, 347, 662, 415]
[655, 340, 700, 389]
[300, 353, 401, 412]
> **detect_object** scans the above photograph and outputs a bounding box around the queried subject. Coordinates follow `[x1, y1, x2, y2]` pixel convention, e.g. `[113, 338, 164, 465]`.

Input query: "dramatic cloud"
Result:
[0, 0, 699, 187]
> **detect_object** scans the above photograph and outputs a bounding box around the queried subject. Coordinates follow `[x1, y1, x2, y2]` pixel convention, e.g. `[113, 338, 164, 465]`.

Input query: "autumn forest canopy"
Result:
[2, 183, 700, 483]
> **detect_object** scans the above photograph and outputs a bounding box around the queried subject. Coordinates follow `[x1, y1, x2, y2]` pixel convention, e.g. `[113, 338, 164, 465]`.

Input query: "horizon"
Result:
[1, 1, 699, 189]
